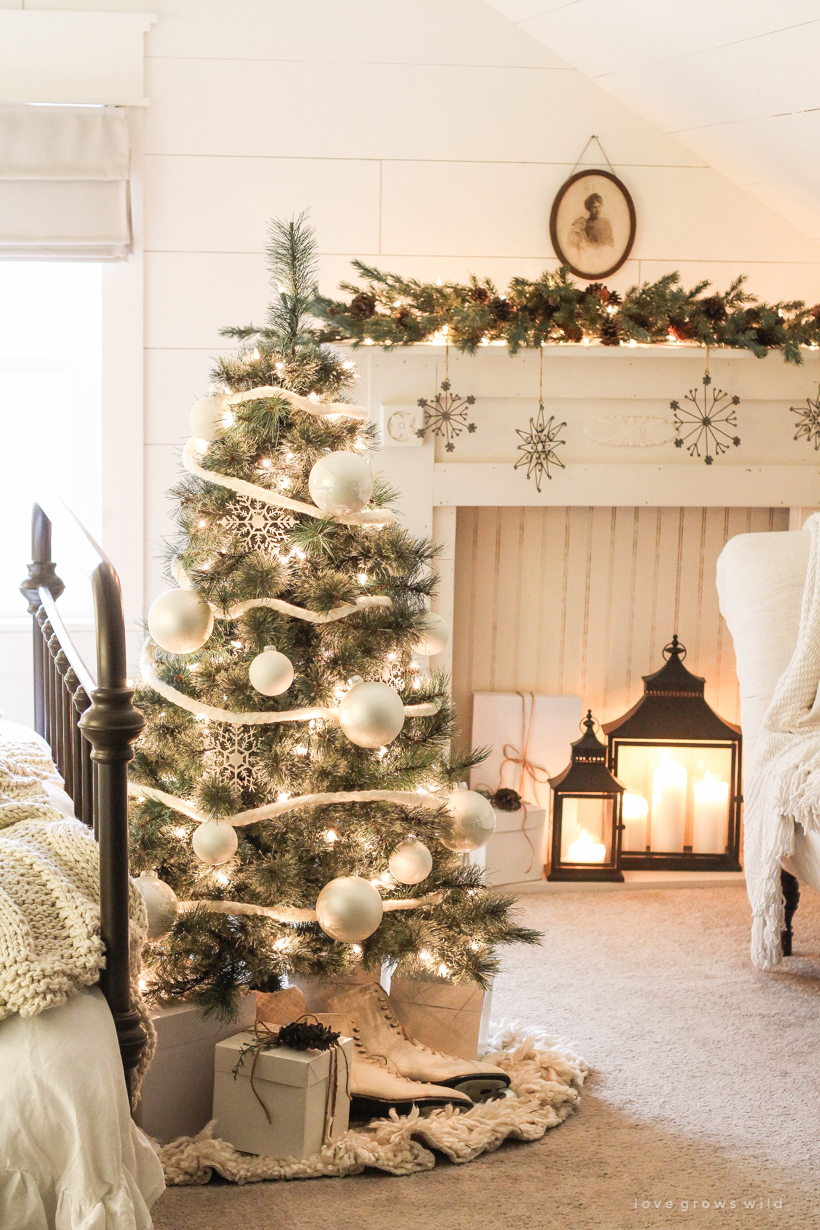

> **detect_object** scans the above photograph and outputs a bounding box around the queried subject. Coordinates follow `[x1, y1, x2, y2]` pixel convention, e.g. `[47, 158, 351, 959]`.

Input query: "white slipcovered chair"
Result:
[717, 524, 820, 910]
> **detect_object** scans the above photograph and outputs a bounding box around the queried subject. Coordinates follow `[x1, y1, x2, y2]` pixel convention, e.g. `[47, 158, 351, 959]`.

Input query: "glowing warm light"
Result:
[197, 519, 207, 528]
[623, 793, 648, 821]
[309, 392, 319, 402]
[324, 829, 339, 844]
[275, 361, 284, 371]
[693, 771, 729, 854]
[351, 944, 363, 955]
[419, 949, 432, 963]
[377, 746, 387, 760]
[438, 963, 449, 977]
[173, 826, 187, 838]
[357, 572, 368, 584]
[481, 337, 489, 346]
[252, 348, 260, 360]
[260, 458, 271, 469]
[277, 791, 292, 802]
[295, 745, 308, 756]
[342, 360, 355, 370]
[622, 792, 649, 852]
[214, 870, 229, 885]
[567, 829, 606, 863]
[652, 752, 687, 852]
[223, 411, 235, 428]
[364, 337, 374, 345]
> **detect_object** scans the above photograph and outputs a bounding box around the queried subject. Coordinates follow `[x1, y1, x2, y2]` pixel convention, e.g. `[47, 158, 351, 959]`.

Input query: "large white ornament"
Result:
[309, 451, 374, 516]
[338, 680, 405, 748]
[440, 789, 496, 852]
[192, 820, 239, 866]
[249, 646, 294, 696]
[148, 589, 214, 655]
[190, 395, 232, 441]
[133, 870, 179, 941]
[388, 838, 433, 886]
[171, 559, 192, 590]
[315, 875, 384, 942]
[414, 612, 450, 657]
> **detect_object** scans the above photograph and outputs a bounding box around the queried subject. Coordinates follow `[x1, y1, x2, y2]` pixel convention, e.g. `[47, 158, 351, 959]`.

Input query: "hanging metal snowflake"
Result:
[671, 374, 740, 465]
[791, 386, 820, 450]
[417, 380, 477, 452]
[220, 493, 295, 555]
[204, 723, 261, 791]
[514, 402, 566, 491]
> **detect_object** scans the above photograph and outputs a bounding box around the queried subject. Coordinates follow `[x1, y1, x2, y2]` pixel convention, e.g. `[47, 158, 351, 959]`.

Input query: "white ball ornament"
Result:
[309, 450, 374, 517]
[133, 870, 179, 941]
[192, 820, 239, 866]
[171, 559, 192, 590]
[440, 789, 496, 853]
[189, 395, 232, 441]
[315, 875, 384, 943]
[338, 680, 405, 748]
[414, 612, 450, 657]
[148, 589, 214, 655]
[388, 838, 433, 886]
[249, 646, 294, 696]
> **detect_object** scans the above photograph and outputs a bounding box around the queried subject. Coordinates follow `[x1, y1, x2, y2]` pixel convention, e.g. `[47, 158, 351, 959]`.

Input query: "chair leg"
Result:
[781, 869, 800, 957]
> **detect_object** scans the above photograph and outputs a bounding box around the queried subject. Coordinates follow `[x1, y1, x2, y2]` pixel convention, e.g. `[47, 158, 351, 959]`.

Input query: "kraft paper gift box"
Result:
[213, 1031, 354, 1159]
[469, 805, 547, 885]
[388, 976, 493, 1061]
[470, 692, 583, 812]
[133, 992, 256, 1143]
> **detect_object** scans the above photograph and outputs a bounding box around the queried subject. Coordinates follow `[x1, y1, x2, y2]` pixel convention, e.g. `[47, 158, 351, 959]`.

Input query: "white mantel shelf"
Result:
[433, 463, 820, 508]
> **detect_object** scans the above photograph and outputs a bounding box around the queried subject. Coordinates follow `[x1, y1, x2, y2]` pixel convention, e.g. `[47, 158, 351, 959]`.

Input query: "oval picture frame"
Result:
[549, 169, 636, 280]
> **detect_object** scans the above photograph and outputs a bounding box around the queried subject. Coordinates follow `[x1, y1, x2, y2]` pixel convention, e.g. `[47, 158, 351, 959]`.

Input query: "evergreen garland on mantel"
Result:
[315, 263, 820, 364]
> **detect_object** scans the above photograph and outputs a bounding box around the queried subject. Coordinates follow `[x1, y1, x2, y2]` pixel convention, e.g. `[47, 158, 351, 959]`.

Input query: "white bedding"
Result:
[0, 720, 165, 1229]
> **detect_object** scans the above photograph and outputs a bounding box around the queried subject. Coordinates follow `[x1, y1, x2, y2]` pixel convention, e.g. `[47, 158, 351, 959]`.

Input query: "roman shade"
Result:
[0, 105, 130, 260]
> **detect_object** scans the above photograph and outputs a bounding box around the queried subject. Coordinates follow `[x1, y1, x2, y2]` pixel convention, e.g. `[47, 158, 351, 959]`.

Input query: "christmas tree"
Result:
[129, 213, 537, 1017]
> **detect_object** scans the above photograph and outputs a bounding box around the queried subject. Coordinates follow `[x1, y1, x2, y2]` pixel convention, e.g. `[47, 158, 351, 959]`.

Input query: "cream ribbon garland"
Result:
[140, 644, 441, 726]
[128, 781, 443, 827]
[221, 385, 368, 423]
[211, 594, 392, 624]
[176, 892, 443, 925]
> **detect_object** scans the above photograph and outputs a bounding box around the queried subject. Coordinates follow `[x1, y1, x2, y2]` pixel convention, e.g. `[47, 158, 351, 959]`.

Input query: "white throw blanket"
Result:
[746, 511, 820, 968]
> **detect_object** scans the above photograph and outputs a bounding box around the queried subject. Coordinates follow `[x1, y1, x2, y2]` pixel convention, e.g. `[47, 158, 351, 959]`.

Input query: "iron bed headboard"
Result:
[20, 498, 148, 1081]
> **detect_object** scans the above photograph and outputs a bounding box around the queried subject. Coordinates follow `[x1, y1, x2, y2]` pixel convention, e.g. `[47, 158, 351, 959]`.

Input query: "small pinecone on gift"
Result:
[600, 317, 621, 346]
[490, 787, 523, 812]
[349, 293, 377, 321]
[490, 296, 516, 322]
[469, 286, 490, 304]
[701, 295, 727, 325]
[278, 1020, 340, 1051]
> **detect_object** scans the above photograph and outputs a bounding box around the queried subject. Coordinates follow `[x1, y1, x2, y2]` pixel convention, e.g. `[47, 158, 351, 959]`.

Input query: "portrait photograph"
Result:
[549, 168, 636, 279]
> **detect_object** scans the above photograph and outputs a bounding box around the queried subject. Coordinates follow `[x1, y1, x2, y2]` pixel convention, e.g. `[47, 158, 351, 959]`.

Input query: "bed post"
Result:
[20, 504, 64, 737]
[79, 558, 147, 1081]
[781, 869, 800, 957]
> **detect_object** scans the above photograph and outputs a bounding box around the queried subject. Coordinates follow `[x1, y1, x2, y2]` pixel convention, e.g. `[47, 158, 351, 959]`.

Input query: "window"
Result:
[0, 261, 101, 619]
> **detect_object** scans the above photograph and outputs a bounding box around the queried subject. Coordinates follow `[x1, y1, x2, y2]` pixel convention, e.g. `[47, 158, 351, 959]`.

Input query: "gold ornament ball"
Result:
[308, 450, 374, 516]
[191, 820, 239, 866]
[148, 588, 214, 655]
[440, 789, 496, 852]
[315, 875, 384, 942]
[189, 395, 231, 441]
[413, 611, 450, 657]
[388, 838, 433, 885]
[249, 647, 294, 696]
[338, 680, 405, 748]
[134, 870, 179, 941]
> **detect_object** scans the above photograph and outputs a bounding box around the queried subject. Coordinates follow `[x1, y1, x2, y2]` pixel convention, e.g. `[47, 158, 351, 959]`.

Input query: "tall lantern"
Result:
[548, 712, 625, 883]
[604, 635, 742, 872]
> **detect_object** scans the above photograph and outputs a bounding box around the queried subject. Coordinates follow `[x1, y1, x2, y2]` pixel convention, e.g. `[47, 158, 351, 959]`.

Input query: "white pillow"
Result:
[716, 529, 810, 764]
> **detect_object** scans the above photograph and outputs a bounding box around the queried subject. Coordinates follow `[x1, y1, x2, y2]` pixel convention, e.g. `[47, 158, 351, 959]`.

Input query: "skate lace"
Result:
[351, 1021, 393, 1071]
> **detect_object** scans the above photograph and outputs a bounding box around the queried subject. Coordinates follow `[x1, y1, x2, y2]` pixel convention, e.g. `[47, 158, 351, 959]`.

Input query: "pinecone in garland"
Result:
[701, 295, 727, 325]
[586, 282, 610, 302]
[562, 322, 584, 343]
[349, 293, 377, 321]
[811, 304, 820, 321]
[394, 307, 412, 329]
[607, 290, 622, 307]
[599, 317, 620, 346]
[490, 296, 516, 322]
[468, 286, 490, 304]
[668, 318, 695, 341]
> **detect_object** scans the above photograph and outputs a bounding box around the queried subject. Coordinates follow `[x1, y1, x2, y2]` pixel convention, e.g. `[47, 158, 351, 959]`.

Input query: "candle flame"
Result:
[567, 829, 606, 863]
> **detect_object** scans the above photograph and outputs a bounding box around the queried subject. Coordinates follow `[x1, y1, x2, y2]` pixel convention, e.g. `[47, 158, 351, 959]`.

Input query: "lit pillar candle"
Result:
[651, 754, 687, 852]
[693, 772, 729, 854]
[567, 829, 606, 863]
[622, 792, 648, 852]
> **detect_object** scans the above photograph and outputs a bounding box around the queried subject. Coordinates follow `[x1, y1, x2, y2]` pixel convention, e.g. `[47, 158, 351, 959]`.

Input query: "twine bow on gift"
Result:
[233, 1015, 350, 1147]
[480, 693, 551, 875]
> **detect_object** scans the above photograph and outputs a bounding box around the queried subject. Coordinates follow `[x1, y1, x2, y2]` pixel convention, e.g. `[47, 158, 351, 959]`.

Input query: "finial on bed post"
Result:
[20, 504, 65, 738]
[80, 558, 147, 1083]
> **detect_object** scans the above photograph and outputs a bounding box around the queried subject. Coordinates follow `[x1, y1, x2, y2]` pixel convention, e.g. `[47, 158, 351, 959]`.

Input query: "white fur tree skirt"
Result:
[156, 1023, 587, 1185]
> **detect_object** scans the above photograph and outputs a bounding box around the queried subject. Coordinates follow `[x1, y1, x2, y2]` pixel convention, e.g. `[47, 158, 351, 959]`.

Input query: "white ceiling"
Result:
[484, 1, 820, 242]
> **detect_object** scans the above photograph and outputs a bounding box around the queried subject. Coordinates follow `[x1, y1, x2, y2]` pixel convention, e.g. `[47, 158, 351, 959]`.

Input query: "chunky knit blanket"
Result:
[156, 1022, 587, 1184]
[0, 730, 154, 1096]
[745, 512, 820, 968]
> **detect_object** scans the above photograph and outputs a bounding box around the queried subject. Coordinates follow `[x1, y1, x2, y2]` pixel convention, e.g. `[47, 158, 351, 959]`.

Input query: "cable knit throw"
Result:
[745, 511, 820, 968]
[156, 1023, 587, 1185]
[0, 733, 155, 1098]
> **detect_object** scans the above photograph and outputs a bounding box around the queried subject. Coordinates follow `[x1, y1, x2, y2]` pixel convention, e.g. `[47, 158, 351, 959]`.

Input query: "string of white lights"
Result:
[129, 781, 443, 827]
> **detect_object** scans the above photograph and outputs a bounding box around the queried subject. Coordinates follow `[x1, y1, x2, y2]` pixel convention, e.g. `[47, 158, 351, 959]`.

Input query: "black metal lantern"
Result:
[604, 635, 742, 872]
[548, 711, 625, 883]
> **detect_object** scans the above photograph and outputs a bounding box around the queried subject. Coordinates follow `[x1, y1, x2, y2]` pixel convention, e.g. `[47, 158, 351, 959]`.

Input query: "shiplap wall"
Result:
[452, 505, 788, 748]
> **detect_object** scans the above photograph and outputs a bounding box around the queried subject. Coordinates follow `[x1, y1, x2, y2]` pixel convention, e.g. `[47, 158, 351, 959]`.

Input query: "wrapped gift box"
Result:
[469, 805, 547, 886]
[471, 692, 583, 811]
[388, 976, 492, 1061]
[213, 1031, 353, 1159]
[133, 992, 256, 1143]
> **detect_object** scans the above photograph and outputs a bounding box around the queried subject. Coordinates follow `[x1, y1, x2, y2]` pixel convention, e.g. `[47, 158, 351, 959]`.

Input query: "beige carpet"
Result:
[151, 885, 820, 1229]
